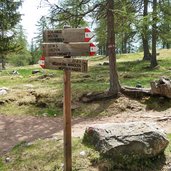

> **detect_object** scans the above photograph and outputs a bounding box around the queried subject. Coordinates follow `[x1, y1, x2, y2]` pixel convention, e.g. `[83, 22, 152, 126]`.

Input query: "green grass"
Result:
[0, 138, 99, 171]
[0, 50, 171, 170]
[0, 49, 171, 116]
[166, 134, 171, 155]
[0, 134, 170, 171]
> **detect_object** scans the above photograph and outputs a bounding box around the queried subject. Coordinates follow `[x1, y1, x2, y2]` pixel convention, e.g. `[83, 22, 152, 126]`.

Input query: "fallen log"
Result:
[80, 77, 171, 103]
[156, 116, 171, 122]
[79, 88, 151, 103]
[121, 87, 151, 98]
[79, 91, 117, 103]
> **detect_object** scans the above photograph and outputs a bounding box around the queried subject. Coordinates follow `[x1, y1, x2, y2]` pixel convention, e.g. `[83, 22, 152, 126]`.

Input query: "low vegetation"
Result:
[0, 134, 170, 171]
[0, 49, 171, 170]
[0, 49, 171, 117]
[0, 138, 99, 171]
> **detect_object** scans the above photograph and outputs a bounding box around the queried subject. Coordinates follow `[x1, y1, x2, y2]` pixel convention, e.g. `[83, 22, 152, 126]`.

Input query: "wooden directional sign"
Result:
[42, 57, 88, 72]
[40, 27, 96, 171]
[43, 28, 94, 43]
[42, 42, 97, 57]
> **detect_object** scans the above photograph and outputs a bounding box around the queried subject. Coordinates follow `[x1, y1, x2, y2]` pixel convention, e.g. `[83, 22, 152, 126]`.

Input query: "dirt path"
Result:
[0, 110, 171, 156]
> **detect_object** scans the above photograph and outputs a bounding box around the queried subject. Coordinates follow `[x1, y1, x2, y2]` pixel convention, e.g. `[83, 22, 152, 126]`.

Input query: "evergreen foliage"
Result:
[7, 25, 32, 66]
[0, 0, 22, 69]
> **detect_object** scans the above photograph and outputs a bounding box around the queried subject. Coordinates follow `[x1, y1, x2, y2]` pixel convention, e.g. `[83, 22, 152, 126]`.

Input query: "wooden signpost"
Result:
[45, 57, 88, 72]
[39, 27, 97, 171]
[43, 28, 94, 43]
[42, 42, 97, 57]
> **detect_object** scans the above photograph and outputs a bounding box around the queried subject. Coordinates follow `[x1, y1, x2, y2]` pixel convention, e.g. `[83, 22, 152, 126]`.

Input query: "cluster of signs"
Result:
[39, 28, 97, 72]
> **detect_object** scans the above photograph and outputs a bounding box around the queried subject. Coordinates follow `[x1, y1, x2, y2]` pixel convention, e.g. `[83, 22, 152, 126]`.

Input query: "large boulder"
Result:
[83, 122, 169, 159]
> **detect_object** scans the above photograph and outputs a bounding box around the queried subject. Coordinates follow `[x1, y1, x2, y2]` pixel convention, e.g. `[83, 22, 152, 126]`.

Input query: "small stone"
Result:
[42, 113, 48, 117]
[103, 62, 109, 66]
[0, 89, 8, 95]
[61, 163, 64, 169]
[26, 142, 34, 146]
[80, 151, 87, 157]
[11, 70, 19, 75]
[136, 83, 143, 88]
[5, 157, 11, 163]
[32, 70, 41, 74]
[24, 84, 34, 88]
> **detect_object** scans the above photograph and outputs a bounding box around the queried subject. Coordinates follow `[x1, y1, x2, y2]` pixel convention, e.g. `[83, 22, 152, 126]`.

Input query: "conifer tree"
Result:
[0, 0, 22, 69]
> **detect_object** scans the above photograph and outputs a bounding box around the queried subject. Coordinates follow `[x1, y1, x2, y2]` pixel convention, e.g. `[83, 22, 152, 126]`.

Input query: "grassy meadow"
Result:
[0, 134, 171, 171]
[0, 49, 171, 170]
[0, 49, 171, 116]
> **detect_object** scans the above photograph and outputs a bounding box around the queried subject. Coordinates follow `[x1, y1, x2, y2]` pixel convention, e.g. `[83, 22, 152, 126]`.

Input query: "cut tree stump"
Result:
[150, 77, 171, 98]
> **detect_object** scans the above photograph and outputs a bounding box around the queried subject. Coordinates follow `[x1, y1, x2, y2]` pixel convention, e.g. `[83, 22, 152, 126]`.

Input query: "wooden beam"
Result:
[63, 69, 72, 171]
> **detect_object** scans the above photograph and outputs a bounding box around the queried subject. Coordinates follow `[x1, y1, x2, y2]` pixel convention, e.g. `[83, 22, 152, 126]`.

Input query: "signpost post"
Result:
[63, 67, 72, 171]
[39, 27, 97, 171]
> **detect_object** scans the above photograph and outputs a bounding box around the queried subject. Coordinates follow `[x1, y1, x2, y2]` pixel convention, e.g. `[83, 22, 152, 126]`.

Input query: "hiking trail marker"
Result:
[39, 27, 97, 171]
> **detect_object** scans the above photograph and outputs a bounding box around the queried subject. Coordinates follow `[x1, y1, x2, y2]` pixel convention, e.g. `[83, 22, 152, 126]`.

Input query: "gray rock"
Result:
[11, 70, 19, 75]
[5, 157, 11, 163]
[103, 62, 109, 66]
[0, 88, 8, 95]
[83, 122, 169, 159]
[32, 70, 41, 74]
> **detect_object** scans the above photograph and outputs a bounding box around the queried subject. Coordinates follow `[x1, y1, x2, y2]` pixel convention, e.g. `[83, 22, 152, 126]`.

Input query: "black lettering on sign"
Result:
[43, 30, 63, 42]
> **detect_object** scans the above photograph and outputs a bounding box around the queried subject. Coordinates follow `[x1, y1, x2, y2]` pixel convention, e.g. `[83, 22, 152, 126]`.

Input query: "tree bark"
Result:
[142, 0, 151, 60]
[166, 43, 170, 49]
[1, 55, 5, 70]
[150, 0, 158, 68]
[107, 0, 120, 95]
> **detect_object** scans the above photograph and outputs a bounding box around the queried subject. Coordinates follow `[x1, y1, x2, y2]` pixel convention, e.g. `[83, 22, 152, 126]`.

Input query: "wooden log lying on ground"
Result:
[150, 77, 171, 98]
[79, 91, 117, 103]
[80, 78, 171, 103]
[80, 87, 151, 103]
[121, 87, 151, 98]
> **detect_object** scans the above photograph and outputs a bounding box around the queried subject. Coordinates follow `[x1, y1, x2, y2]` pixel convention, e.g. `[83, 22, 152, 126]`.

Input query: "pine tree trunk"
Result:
[142, 0, 151, 60]
[166, 43, 170, 49]
[123, 34, 127, 54]
[142, 37, 152, 60]
[1, 55, 5, 70]
[107, 0, 120, 95]
[150, 0, 158, 68]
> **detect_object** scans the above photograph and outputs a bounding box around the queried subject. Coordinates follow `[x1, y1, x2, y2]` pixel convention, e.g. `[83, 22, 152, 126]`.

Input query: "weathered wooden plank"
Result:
[42, 42, 96, 57]
[43, 30, 63, 42]
[45, 57, 88, 72]
[63, 69, 72, 171]
[43, 28, 93, 43]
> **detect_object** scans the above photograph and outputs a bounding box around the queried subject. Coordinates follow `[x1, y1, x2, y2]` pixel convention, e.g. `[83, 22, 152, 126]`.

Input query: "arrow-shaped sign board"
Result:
[43, 28, 94, 43]
[46, 57, 87, 72]
[42, 42, 97, 57]
[39, 57, 88, 72]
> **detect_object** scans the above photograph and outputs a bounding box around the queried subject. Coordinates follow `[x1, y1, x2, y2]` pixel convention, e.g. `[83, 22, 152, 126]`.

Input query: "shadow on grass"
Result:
[118, 60, 150, 72]
[73, 99, 117, 117]
[142, 96, 171, 112]
[98, 153, 167, 171]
